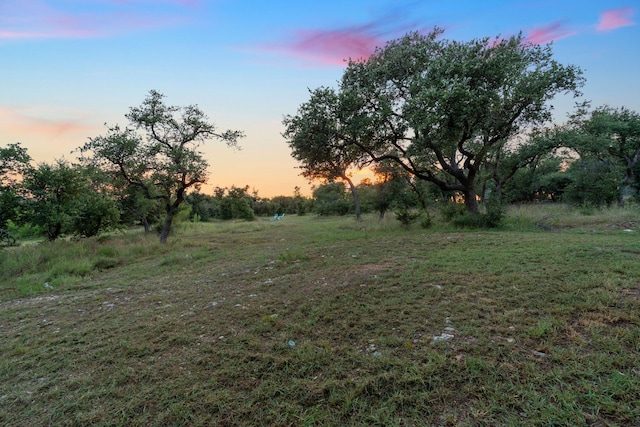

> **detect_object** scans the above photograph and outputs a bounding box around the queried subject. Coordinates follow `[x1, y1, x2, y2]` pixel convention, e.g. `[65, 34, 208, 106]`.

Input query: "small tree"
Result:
[220, 186, 255, 221]
[79, 90, 245, 243]
[312, 182, 351, 216]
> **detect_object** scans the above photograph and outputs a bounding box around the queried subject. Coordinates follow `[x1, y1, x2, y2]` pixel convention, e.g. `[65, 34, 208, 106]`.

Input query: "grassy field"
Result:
[1, 205, 639, 426]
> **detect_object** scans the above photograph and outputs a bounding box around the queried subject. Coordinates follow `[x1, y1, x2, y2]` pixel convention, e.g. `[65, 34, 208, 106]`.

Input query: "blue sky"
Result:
[1, 0, 638, 196]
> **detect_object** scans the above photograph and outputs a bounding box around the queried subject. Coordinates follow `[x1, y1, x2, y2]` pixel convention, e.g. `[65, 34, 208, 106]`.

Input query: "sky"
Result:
[1, 0, 638, 197]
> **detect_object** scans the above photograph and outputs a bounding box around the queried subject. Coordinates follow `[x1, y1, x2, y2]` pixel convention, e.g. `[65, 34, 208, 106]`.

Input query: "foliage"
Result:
[552, 103, 640, 204]
[562, 159, 620, 207]
[283, 88, 367, 220]
[394, 206, 421, 228]
[22, 160, 119, 241]
[0, 143, 31, 229]
[335, 28, 584, 212]
[187, 187, 312, 221]
[438, 198, 505, 228]
[502, 156, 571, 203]
[0, 228, 17, 247]
[439, 201, 467, 222]
[483, 196, 507, 228]
[111, 175, 162, 232]
[78, 90, 245, 242]
[186, 191, 220, 221]
[219, 186, 255, 221]
[312, 182, 351, 216]
[71, 190, 121, 238]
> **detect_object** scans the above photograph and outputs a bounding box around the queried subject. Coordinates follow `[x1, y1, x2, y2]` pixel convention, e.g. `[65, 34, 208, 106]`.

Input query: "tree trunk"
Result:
[159, 212, 174, 243]
[379, 205, 387, 220]
[342, 175, 362, 221]
[463, 187, 480, 213]
[47, 223, 62, 242]
[142, 215, 151, 233]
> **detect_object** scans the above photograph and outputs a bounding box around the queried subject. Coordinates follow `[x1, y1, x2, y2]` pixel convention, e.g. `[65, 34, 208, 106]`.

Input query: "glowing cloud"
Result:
[262, 15, 427, 66]
[524, 21, 575, 45]
[287, 24, 384, 66]
[0, 107, 94, 139]
[596, 7, 635, 31]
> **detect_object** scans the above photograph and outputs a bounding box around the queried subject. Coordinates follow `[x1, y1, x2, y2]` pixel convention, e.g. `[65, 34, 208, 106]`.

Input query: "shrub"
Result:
[439, 201, 466, 222]
[395, 207, 421, 229]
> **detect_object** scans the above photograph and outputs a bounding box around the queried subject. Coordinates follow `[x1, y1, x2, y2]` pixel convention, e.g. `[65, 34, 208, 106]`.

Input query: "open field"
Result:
[1, 205, 639, 426]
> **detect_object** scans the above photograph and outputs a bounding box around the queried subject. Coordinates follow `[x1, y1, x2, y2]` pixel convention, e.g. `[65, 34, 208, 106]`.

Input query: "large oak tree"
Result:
[334, 28, 584, 212]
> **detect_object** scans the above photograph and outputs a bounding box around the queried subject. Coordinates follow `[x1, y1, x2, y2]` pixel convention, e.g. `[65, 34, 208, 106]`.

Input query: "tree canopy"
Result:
[329, 28, 584, 212]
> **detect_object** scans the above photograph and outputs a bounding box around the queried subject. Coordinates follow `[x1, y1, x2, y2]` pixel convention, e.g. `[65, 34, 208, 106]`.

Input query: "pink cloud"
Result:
[287, 25, 384, 66]
[524, 21, 576, 45]
[261, 18, 428, 66]
[0, 107, 94, 138]
[596, 7, 635, 31]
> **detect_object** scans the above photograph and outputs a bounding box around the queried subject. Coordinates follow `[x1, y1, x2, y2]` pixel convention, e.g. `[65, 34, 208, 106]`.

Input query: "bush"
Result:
[439, 201, 466, 222]
[220, 197, 255, 221]
[395, 207, 421, 229]
[420, 211, 432, 229]
[0, 228, 17, 247]
[442, 199, 505, 229]
[483, 197, 506, 228]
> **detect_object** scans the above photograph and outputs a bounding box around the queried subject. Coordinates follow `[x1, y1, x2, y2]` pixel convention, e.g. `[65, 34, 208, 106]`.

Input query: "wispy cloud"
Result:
[0, 0, 194, 41]
[281, 24, 385, 66]
[0, 106, 94, 139]
[524, 21, 576, 45]
[259, 14, 427, 66]
[596, 7, 635, 32]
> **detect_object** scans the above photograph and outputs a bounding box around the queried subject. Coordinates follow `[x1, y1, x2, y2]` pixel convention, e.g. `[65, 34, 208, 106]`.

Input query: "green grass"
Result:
[1, 205, 639, 426]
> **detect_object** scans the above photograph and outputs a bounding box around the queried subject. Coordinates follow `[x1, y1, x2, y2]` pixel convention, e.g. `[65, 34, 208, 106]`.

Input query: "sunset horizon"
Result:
[2, 0, 638, 198]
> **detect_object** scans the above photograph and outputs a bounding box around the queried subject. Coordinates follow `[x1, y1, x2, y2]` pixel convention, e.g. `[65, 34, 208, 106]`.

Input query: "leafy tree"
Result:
[283, 87, 368, 220]
[219, 186, 255, 221]
[336, 28, 584, 213]
[23, 160, 81, 241]
[292, 186, 311, 216]
[0, 143, 31, 230]
[563, 159, 620, 207]
[70, 166, 121, 237]
[553, 104, 640, 204]
[23, 160, 118, 241]
[312, 182, 351, 216]
[79, 90, 245, 243]
[371, 159, 429, 218]
[501, 155, 570, 203]
[186, 191, 220, 221]
[114, 180, 162, 232]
